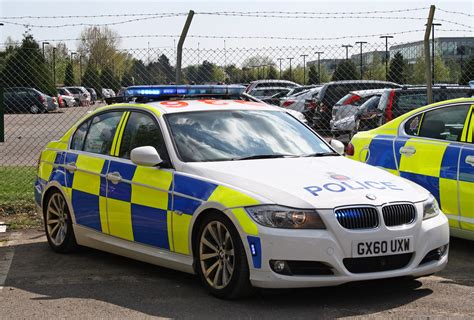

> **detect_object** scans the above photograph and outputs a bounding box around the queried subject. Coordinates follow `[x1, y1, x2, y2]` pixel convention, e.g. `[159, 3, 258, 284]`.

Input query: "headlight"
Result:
[245, 205, 326, 229]
[423, 195, 441, 220]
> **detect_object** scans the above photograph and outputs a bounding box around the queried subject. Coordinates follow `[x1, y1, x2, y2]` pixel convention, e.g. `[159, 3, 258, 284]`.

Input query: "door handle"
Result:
[466, 155, 474, 166]
[106, 171, 122, 184]
[64, 162, 77, 173]
[399, 146, 416, 156]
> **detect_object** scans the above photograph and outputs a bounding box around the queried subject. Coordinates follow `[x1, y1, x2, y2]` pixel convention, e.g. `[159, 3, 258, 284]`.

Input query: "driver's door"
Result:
[106, 110, 174, 250]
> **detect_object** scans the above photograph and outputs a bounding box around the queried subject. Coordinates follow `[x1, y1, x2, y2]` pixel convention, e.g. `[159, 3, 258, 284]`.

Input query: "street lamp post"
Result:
[300, 54, 308, 85]
[355, 41, 367, 80]
[277, 58, 284, 79]
[287, 57, 294, 81]
[315, 51, 323, 84]
[380, 35, 394, 81]
[42, 41, 50, 58]
[342, 45, 353, 60]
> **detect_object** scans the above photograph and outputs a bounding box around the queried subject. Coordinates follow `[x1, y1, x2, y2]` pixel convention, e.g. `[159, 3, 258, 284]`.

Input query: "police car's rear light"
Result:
[270, 260, 334, 276]
[345, 142, 355, 156]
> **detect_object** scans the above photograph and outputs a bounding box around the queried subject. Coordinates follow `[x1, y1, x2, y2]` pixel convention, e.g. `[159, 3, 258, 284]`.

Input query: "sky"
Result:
[0, 0, 473, 61]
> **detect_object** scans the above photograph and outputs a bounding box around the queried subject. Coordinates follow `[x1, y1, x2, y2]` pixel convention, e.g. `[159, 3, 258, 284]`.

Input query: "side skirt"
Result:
[74, 225, 195, 274]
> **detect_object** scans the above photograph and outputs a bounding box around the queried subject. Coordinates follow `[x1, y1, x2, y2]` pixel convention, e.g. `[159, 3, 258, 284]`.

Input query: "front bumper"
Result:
[246, 206, 449, 289]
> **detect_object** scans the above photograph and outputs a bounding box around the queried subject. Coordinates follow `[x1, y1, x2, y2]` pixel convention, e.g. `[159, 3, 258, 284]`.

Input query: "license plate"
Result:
[352, 236, 414, 258]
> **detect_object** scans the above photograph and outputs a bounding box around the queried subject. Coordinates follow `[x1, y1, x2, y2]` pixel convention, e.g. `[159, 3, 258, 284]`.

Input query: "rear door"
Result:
[395, 103, 472, 229]
[65, 110, 124, 233]
[458, 105, 474, 233]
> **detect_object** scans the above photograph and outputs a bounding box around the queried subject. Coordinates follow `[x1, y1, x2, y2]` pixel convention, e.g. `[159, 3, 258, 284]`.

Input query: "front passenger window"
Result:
[119, 112, 168, 161]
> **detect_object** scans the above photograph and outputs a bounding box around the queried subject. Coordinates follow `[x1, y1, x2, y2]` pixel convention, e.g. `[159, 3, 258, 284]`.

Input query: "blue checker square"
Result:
[440, 143, 461, 180]
[64, 153, 79, 188]
[367, 135, 399, 170]
[173, 174, 217, 200]
[400, 172, 440, 205]
[173, 195, 202, 215]
[72, 190, 102, 232]
[131, 204, 169, 249]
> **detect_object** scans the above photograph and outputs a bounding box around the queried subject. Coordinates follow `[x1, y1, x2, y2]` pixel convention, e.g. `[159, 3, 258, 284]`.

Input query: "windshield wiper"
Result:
[303, 152, 340, 157]
[232, 154, 298, 161]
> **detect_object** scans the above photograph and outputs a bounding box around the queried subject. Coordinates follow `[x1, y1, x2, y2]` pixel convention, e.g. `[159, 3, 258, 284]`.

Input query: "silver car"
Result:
[62, 86, 91, 107]
[330, 89, 387, 136]
[281, 87, 322, 112]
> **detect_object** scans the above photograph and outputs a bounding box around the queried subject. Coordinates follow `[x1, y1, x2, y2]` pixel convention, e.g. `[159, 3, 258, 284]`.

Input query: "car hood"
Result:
[180, 156, 430, 209]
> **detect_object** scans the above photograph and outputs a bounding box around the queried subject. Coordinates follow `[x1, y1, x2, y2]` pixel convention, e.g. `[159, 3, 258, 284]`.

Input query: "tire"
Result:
[195, 212, 253, 299]
[43, 191, 78, 253]
[29, 104, 40, 114]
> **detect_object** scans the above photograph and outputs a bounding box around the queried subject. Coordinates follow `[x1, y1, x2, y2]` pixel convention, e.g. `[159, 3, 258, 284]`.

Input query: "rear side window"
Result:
[119, 112, 168, 161]
[404, 104, 470, 141]
[82, 112, 123, 155]
[70, 120, 90, 150]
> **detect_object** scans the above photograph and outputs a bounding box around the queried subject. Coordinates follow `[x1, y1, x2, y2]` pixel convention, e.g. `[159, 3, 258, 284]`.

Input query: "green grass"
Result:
[0, 166, 36, 211]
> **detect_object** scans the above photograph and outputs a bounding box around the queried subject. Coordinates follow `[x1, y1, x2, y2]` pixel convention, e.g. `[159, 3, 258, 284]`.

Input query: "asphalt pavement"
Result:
[0, 229, 473, 319]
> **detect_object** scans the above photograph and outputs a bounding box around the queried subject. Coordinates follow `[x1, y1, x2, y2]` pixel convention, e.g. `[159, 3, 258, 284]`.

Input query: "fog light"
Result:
[439, 244, 448, 256]
[274, 260, 286, 272]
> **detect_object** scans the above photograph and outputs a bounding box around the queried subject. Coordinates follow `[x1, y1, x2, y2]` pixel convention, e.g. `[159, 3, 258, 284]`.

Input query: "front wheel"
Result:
[44, 191, 78, 253]
[195, 212, 253, 299]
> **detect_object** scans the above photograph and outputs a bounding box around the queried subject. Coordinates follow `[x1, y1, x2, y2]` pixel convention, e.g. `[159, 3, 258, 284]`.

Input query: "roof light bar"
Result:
[124, 85, 245, 98]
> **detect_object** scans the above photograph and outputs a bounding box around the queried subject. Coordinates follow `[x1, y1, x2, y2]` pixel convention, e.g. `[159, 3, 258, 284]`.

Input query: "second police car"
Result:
[35, 86, 449, 299]
[347, 97, 474, 240]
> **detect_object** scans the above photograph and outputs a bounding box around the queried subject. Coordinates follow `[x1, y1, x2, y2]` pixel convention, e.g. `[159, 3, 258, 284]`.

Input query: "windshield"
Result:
[166, 110, 333, 162]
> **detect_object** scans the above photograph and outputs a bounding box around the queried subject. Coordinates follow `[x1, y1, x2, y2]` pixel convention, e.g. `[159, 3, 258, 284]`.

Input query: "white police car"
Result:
[35, 85, 449, 299]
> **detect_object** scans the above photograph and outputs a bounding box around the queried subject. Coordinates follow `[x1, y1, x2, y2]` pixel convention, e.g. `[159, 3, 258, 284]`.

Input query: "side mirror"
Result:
[130, 146, 163, 167]
[330, 139, 345, 155]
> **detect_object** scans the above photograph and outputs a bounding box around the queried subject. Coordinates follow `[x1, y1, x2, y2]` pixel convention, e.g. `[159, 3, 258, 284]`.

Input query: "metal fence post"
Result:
[0, 85, 4, 143]
[424, 5, 435, 104]
[176, 10, 195, 84]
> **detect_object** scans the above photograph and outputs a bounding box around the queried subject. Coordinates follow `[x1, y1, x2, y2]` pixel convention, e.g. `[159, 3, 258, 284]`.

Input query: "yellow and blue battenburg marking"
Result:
[366, 134, 474, 223]
[36, 149, 263, 267]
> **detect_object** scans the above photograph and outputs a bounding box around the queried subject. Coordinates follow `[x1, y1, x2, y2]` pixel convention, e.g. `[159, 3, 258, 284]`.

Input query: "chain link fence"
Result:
[1, 36, 473, 208]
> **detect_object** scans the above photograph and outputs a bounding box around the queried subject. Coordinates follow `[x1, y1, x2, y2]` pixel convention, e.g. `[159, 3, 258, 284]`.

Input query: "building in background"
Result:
[350, 50, 388, 65]
[390, 37, 474, 64]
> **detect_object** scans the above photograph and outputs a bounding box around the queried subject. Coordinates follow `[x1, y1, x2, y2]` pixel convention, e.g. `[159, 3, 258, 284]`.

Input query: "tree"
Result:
[121, 71, 134, 87]
[308, 65, 320, 84]
[82, 63, 100, 89]
[364, 53, 386, 81]
[331, 60, 357, 81]
[77, 26, 121, 72]
[387, 52, 406, 84]
[242, 56, 274, 69]
[266, 66, 278, 79]
[224, 65, 242, 83]
[459, 55, 474, 85]
[130, 59, 150, 85]
[1, 34, 56, 95]
[100, 66, 120, 91]
[64, 62, 74, 86]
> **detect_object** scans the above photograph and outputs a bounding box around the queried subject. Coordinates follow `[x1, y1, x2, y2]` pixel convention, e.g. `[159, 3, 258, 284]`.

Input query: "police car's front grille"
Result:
[334, 207, 379, 229]
[382, 204, 416, 227]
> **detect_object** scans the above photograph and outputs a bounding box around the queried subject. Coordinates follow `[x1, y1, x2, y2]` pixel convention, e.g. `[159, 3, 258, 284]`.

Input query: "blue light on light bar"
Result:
[124, 85, 245, 98]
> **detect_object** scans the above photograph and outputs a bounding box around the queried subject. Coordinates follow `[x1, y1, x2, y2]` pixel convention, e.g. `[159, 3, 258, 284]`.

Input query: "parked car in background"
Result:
[4, 87, 58, 114]
[330, 89, 388, 137]
[62, 86, 91, 107]
[248, 87, 291, 103]
[357, 86, 472, 132]
[86, 88, 97, 104]
[56, 87, 77, 108]
[310, 80, 401, 132]
[107, 88, 116, 97]
[245, 79, 300, 93]
[347, 97, 474, 240]
[280, 86, 321, 111]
